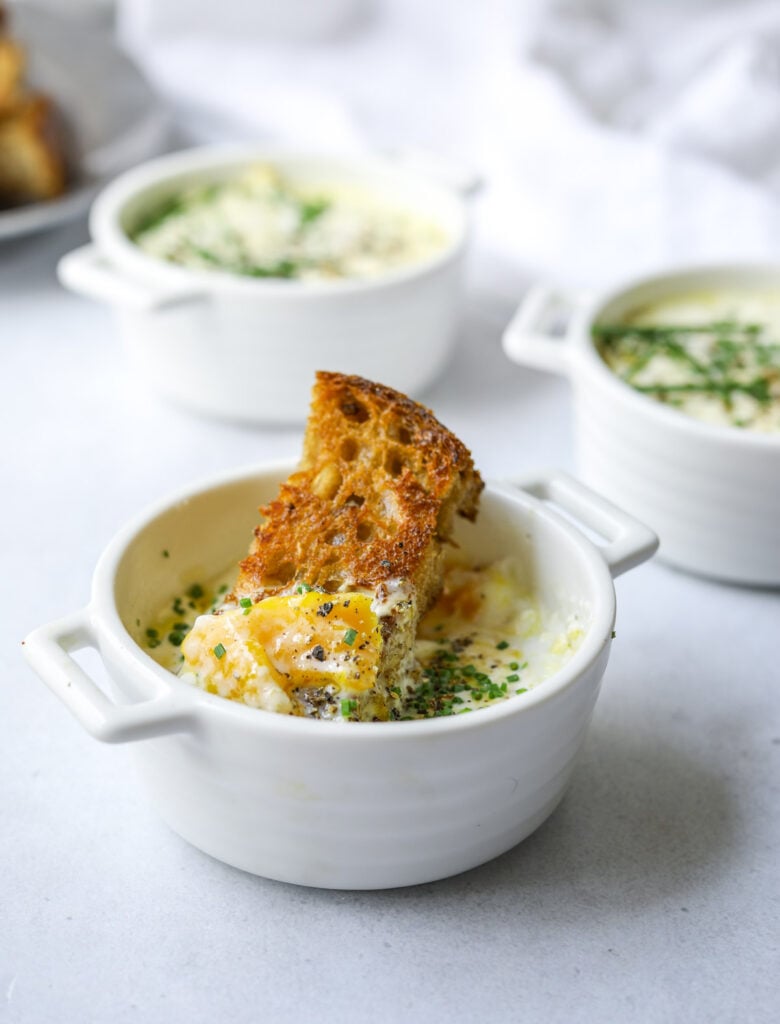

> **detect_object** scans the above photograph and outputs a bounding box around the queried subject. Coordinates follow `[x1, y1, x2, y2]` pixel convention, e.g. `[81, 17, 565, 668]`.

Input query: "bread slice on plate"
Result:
[182, 372, 483, 721]
[0, 35, 25, 115]
[0, 94, 66, 205]
[0, 6, 67, 207]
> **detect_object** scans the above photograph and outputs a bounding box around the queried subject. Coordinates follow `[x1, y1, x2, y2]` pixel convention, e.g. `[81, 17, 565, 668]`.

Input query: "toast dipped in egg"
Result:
[181, 372, 483, 720]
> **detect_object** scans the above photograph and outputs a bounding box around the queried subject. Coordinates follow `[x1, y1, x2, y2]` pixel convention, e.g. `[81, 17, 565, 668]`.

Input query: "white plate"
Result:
[0, 6, 168, 241]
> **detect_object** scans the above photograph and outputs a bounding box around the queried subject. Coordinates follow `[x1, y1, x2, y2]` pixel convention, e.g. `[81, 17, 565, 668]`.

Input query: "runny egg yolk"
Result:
[180, 591, 383, 705]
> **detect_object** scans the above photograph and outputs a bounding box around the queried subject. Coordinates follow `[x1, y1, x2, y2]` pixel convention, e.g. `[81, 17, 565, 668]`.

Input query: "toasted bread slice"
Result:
[0, 94, 66, 206]
[0, 36, 24, 115]
[231, 371, 483, 718]
[237, 371, 482, 601]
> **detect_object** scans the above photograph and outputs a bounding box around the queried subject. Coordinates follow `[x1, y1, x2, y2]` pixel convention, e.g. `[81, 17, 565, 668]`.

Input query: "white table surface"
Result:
[3, 218, 778, 1024]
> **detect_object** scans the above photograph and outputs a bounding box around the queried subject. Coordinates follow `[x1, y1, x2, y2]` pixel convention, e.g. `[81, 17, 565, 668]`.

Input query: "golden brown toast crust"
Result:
[235, 372, 483, 609]
[0, 37, 25, 114]
[0, 7, 67, 206]
[0, 94, 66, 204]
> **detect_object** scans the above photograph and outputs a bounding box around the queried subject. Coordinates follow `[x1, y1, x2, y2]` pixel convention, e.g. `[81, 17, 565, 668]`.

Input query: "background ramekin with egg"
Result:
[503, 264, 780, 587]
[57, 145, 471, 424]
[23, 463, 657, 890]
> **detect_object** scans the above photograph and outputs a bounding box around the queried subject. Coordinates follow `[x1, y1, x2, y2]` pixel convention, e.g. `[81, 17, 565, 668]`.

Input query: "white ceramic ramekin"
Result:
[23, 463, 657, 890]
[57, 145, 471, 424]
[503, 265, 780, 587]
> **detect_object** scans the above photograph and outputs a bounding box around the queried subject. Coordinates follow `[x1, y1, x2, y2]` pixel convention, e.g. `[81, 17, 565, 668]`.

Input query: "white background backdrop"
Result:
[3, 3, 779, 1022]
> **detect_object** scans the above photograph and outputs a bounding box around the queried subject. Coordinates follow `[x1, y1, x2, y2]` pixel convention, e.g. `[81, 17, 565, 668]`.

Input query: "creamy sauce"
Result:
[130, 165, 449, 282]
[595, 288, 780, 432]
[143, 558, 585, 721]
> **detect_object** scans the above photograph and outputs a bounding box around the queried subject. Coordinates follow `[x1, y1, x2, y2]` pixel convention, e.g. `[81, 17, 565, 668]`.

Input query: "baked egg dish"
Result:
[141, 372, 584, 722]
[145, 558, 584, 721]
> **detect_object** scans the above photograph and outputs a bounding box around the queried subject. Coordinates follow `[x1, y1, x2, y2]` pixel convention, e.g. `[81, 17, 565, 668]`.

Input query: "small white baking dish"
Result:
[23, 464, 656, 890]
[57, 145, 470, 424]
[502, 265, 780, 587]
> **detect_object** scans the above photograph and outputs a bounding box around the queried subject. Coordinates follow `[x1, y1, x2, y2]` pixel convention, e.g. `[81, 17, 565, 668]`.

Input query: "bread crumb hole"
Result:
[386, 450, 404, 477]
[340, 438, 359, 461]
[341, 399, 369, 423]
[389, 421, 413, 444]
[344, 493, 365, 507]
[356, 521, 373, 541]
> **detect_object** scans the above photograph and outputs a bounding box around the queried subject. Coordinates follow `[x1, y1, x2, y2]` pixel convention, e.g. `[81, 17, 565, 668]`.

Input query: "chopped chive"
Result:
[516, 688, 528, 695]
[496, 640, 510, 650]
[506, 674, 519, 683]
[145, 628, 158, 639]
[187, 583, 204, 600]
[343, 628, 358, 646]
[296, 582, 313, 594]
[509, 661, 519, 671]
[299, 198, 330, 225]
[213, 643, 226, 659]
[340, 698, 357, 717]
[162, 549, 170, 558]
[245, 259, 298, 279]
[239, 597, 252, 616]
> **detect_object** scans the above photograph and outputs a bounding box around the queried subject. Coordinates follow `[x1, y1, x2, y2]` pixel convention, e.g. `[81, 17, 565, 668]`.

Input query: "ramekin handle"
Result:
[23, 610, 195, 743]
[58, 243, 204, 312]
[502, 284, 589, 374]
[516, 472, 659, 578]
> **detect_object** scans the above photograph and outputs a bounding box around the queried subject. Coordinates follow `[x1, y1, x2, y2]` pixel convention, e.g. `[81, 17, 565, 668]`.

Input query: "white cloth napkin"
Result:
[117, 0, 780, 294]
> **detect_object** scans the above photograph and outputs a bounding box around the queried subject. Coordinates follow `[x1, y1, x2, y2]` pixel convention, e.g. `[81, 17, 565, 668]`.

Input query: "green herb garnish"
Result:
[594, 318, 779, 428]
[213, 643, 226, 659]
[340, 698, 358, 717]
[132, 194, 187, 236]
[343, 628, 358, 646]
[246, 260, 298, 279]
[299, 198, 330, 226]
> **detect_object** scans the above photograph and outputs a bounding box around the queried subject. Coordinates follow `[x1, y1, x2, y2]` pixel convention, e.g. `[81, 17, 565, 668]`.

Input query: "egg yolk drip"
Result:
[180, 591, 383, 713]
